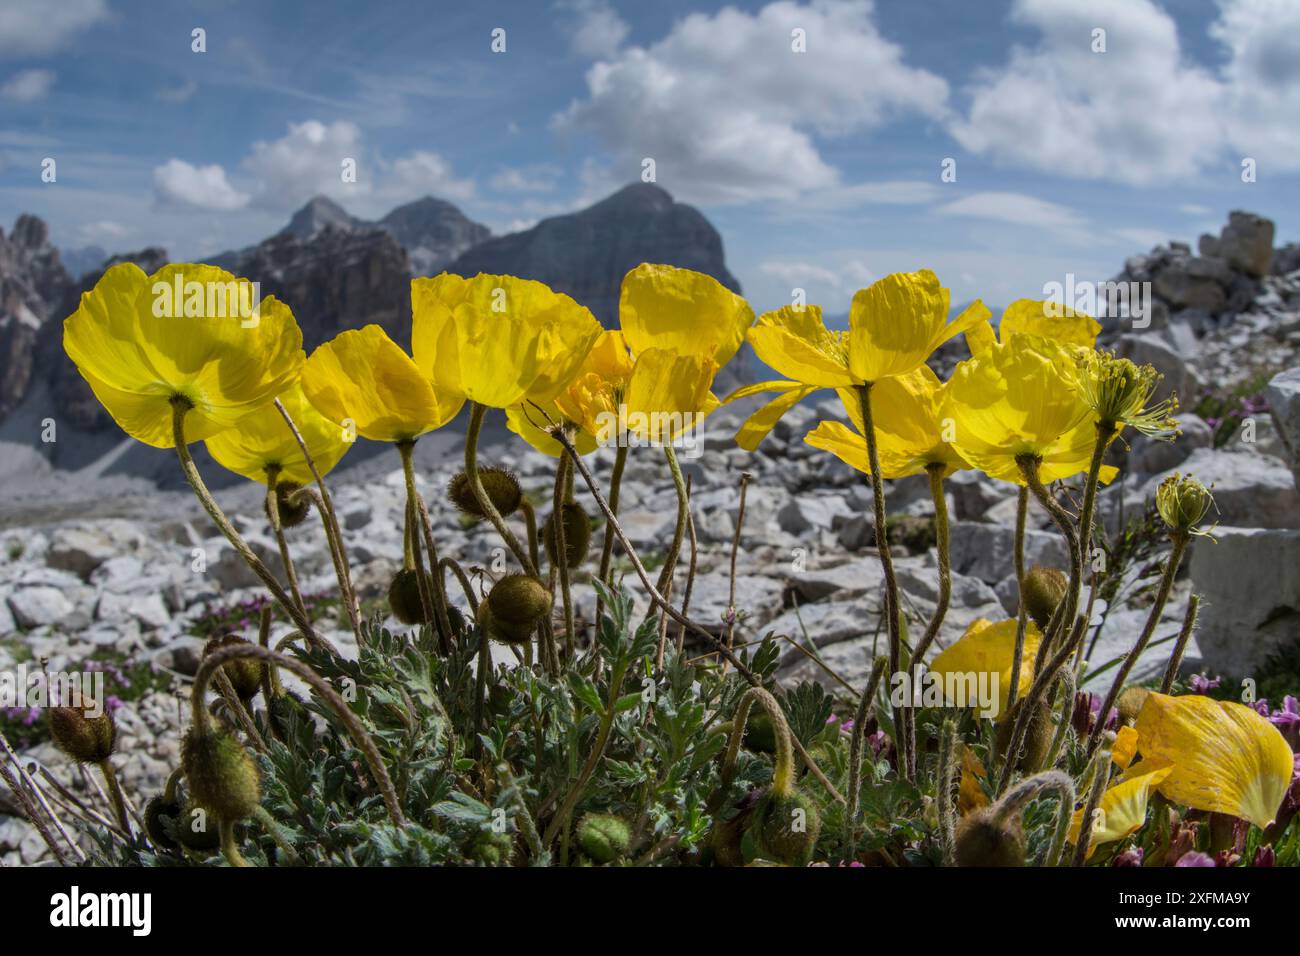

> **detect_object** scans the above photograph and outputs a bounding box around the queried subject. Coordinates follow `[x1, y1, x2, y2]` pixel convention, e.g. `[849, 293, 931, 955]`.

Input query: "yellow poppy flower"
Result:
[618, 263, 754, 367]
[1067, 765, 1172, 859]
[410, 273, 602, 409]
[726, 277, 988, 450]
[944, 334, 1120, 485]
[958, 747, 991, 815]
[205, 384, 350, 485]
[965, 299, 1101, 357]
[301, 324, 462, 443]
[848, 270, 990, 383]
[803, 366, 970, 479]
[1134, 692, 1294, 829]
[928, 618, 1042, 719]
[62, 262, 304, 449]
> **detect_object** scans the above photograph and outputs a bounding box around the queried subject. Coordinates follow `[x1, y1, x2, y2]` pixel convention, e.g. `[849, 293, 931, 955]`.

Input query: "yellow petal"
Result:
[412, 273, 602, 408]
[1112, 725, 1139, 770]
[847, 269, 948, 383]
[205, 383, 350, 485]
[63, 262, 304, 448]
[928, 618, 1042, 719]
[506, 400, 599, 458]
[622, 349, 717, 443]
[734, 384, 817, 451]
[1067, 765, 1172, 858]
[746, 305, 856, 387]
[302, 325, 460, 443]
[958, 747, 991, 815]
[1000, 299, 1100, 350]
[618, 263, 754, 368]
[1135, 692, 1295, 829]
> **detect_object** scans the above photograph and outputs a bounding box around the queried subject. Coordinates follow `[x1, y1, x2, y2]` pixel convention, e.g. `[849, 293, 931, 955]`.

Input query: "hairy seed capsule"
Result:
[50, 703, 115, 763]
[175, 800, 221, 852]
[955, 807, 1025, 867]
[203, 634, 265, 701]
[144, 795, 181, 851]
[753, 788, 821, 866]
[744, 713, 777, 754]
[478, 574, 552, 644]
[577, 813, 631, 863]
[543, 501, 592, 569]
[996, 697, 1052, 772]
[265, 480, 311, 528]
[447, 467, 523, 520]
[181, 727, 262, 822]
[1116, 686, 1151, 726]
[1021, 566, 1068, 632]
[388, 568, 435, 625]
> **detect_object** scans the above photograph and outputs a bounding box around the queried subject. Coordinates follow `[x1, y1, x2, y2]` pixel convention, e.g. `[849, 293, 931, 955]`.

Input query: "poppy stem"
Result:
[1006, 487, 1031, 727]
[903, 464, 951, 779]
[845, 655, 889, 860]
[655, 445, 689, 670]
[1020, 460, 1082, 652]
[935, 717, 958, 867]
[465, 403, 534, 572]
[219, 819, 250, 868]
[96, 759, 131, 836]
[273, 398, 361, 643]
[169, 399, 325, 652]
[674, 474, 699, 658]
[552, 448, 577, 663]
[1070, 750, 1110, 866]
[398, 440, 454, 653]
[594, 444, 629, 623]
[1085, 531, 1189, 758]
[1159, 594, 1200, 694]
[856, 384, 908, 781]
[263, 466, 309, 624]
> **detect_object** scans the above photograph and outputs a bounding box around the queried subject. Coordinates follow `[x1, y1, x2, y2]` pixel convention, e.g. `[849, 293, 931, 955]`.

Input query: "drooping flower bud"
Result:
[387, 568, 435, 625]
[181, 726, 262, 822]
[447, 467, 523, 520]
[955, 806, 1026, 867]
[477, 574, 552, 644]
[1021, 566, 1068, 632]
[50, 703, 115, 763]
[543, 501, 592, 569]
[265, 480, 311, 528]
[144, 795, 181, 851]
[753, 788, 821, 866]
[203, 635, 265, 701]
[576, 813, 631, 863]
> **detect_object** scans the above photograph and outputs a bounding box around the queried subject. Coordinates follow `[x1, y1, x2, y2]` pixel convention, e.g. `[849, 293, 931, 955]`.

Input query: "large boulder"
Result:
[1128, 414, 1212, 476]
[1198, 211, 1275, 278]
[1267, 367, 1300, 491]
[1191, 527, 1300, 676]
[1114, 334, 1201, 404]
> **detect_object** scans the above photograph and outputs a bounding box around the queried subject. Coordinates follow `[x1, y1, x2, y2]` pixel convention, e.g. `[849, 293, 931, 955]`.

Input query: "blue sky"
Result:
[1, 0, 1297, 313]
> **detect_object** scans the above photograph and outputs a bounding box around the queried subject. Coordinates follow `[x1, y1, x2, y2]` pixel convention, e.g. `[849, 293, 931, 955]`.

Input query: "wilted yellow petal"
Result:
[63, 262, 304, 448]
[1067, 765, 1171, 858]
[618, 263, 754, 368]
[1135, 692, 1294, 829]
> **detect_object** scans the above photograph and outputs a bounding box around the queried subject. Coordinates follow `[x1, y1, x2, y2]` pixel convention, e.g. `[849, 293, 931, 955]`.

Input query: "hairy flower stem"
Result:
[1020, 459, 1082, 652]
[718, 687, 798, 802]
[720, 472, 752, 675]
[675, 475, 699, 657]
[170, 399, 324, 651]
[857, 384, 908, 780]
[1160, 595, 1200, 694]
[274, 398, 361, 641]
[219, 819, 250, 867]
[251, 804, 302, 865]
[264, 465, 309, 622]
[935, 718, 959, 867]
[1086, 532, 1189, 757]
[656, 445, 690, 669]
[552, 449, 577, 662]
[845, 655, 890, 856]
[594, 444, 629, 623]
[1071, 750, 1111, 866]
[903, 465, 950, 779]
[1007, 487, 1030, 716]
[399, 440, 454, 653]
[554, 427, 846, 805]
[192, 644, 405, 827]
[1077, 423, 1115, 579]
[1043, 668, 1076, 771]
[466, 403, 533, 571]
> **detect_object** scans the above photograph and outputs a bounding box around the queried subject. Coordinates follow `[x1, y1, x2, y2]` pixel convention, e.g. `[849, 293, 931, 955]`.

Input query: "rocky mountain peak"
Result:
[279, 195, 359, 240]
[377, 196, 491, 276]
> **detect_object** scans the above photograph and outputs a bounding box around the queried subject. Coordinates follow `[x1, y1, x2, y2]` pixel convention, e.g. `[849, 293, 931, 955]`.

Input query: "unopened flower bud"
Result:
[447, 467, 522, 520]
[544, 501, 592, 569]
[50, 703, 115, 763]
[181, 726, 262, 822]
[477, 574, 552, 644]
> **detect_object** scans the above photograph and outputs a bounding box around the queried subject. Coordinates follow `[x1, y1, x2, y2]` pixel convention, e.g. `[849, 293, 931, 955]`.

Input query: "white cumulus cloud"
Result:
[0, 69, 55, 102]
[0, 0, 108, 56]
[559, 0, 630, 59]
[554, 0, 949, 204]
[152, 159, 250, 211]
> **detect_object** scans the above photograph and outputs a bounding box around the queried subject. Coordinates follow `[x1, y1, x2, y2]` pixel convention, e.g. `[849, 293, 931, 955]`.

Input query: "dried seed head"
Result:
[203, 635, 265, 701]
[1116, 686, 1151, 726]
[50, 703, 115, 763]
[576, 813, 631, 863]
[753, 788, 821, 866]
[181, 726, 262, 822]
[265, 480, 311, 528]
[955, 806, 1026, 867]
[543, 501, 592, 569]
[388, 568, 435, 625]
[447, 467, 522, 520]
[1022, 566, 1068, 632]
[478, 574, 552, 644]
